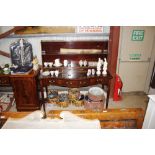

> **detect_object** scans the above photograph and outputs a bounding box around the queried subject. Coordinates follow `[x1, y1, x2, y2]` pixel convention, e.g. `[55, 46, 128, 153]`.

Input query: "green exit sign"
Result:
[132, 30, 144, 41]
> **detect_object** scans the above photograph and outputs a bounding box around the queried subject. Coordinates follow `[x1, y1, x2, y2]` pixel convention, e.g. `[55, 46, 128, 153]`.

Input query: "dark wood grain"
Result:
[10, 70, 40, 111]
[0, 26, 26, 39]
[41, 41, 108, 64]
[41, 41, 108, 53]
[0, 50, 10, 58]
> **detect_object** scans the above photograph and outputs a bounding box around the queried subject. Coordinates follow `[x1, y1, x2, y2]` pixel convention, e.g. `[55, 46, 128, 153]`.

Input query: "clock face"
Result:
[10, 39, 33, 67]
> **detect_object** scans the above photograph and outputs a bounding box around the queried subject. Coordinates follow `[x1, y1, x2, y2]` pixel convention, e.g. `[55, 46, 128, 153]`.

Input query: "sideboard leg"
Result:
[106, 83, 111, 109]
[40, 82, 46, 118]
[45, 86, 48, 97]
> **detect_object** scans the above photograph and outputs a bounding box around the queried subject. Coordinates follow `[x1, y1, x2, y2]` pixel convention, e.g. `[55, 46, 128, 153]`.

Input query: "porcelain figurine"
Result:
[87, 69, 91, 76]
[92, 69, 95, 75]
[55, 70, 59, 77]
[103, 58, 108, 68]
[96, 70, 101, 76]
[102, 58, 108, 75]
[102, 69, 107, 76]
[63, 60, 68, 67]
[32, 56, 39, 71]
[48, 62, 53, 67]
[55, 59, 60, 65]
[44, 62, 48, 67]
[83, 60, 87, 67]
[50, 71, 54, 76]
[79, 60, 83, 67]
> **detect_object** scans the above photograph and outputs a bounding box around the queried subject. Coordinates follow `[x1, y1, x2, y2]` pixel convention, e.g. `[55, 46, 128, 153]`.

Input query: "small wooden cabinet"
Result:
[10, 70, 40, 111]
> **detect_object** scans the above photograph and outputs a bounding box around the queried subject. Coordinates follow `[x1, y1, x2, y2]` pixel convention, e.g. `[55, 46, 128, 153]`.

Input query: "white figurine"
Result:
[91, 69, 95, 75]
[54, 70, 59, 77]
[97, 61, 102, 71]
[96, 70, 101, 76]
[63, 60, 68, 67]
[103, 58, 108, 68]
[50, 71, 54, 76]
[102, 58, 108, 75]
[32, 56, 39, 71]
[79, 60, 83, 67]
[83, 60, 87, 67]
[98, 58, 103, 65]
[48, 62, 53, 67]
[102, 69, 107, 76]
[87, 69, 91, 76]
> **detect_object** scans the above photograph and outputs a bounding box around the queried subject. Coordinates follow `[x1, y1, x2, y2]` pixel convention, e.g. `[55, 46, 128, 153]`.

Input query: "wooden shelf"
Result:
[42, 52, 108, 56]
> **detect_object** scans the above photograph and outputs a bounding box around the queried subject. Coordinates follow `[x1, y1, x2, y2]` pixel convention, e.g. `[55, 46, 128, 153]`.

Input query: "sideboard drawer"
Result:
[89, 77, 109, 85]
[79, 80, 89, 87]
[0, 76, 10, 86]
[48, 79, 56, 85]
[65, 80, 79, 87]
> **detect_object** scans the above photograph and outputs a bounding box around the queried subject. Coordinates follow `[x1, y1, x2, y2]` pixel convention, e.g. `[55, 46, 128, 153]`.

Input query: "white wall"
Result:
[0, 26, 14, 33]
[117, 26, 155, 93]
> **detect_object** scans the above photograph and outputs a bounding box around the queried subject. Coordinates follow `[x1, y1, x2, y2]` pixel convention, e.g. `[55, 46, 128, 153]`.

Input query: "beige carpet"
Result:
[108, 92, 148, 111]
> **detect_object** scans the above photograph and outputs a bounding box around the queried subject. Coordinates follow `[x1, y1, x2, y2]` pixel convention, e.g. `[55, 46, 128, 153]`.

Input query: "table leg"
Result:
[106, 85, 110, 109]
[45, 86, 48, 97]
[40, 82, 46, 118]
[106, 80, 111, 109]
[102, 83, 110, 109]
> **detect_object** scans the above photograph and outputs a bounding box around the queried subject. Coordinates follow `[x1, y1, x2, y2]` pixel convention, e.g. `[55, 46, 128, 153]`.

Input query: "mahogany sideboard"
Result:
[39, 68, 112, 117]
[40, 40, 114, 117]
[0, 69, 40, 111]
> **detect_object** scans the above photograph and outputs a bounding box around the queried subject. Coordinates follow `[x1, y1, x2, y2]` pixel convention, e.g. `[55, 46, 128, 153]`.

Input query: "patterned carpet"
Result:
[0, 93, 15, 112]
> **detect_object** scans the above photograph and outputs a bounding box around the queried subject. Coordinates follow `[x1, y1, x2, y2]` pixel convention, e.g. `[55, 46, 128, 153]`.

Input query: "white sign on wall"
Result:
[76, 26, 110, 34]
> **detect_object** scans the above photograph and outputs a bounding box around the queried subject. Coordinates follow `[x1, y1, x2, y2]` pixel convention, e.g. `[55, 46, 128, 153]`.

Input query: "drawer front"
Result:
[0, 76, 10, 86]
[48, 79, 56, 85]
[45, 79, 65, 86]
[41, 78, 56, 86]
[40, 77, 110, 88]
[65, 80, 79, 88]
[89, 77, 109, 85]
[79, 80, 89, 87]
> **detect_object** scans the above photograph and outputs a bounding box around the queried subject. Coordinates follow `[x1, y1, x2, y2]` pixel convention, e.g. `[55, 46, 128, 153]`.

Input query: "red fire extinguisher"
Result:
[113, 74, 123, 101]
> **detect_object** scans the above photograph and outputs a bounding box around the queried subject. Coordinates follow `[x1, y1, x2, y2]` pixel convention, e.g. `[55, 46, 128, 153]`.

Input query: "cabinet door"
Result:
[11, 77, 40, 111]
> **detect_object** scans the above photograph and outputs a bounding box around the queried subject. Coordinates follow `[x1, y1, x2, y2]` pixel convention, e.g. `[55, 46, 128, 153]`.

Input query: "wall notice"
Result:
[76, 26, 104, 33]
[129, 53, 141, 60]
[132, 30, 144, 41]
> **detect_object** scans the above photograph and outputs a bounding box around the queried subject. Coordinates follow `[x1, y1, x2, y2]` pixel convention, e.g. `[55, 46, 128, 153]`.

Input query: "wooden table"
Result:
[39, 68, 112, 117]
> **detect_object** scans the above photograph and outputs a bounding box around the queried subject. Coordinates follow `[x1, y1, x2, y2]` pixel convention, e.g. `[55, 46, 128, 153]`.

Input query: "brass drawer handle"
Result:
[49, 80, 55, 83]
